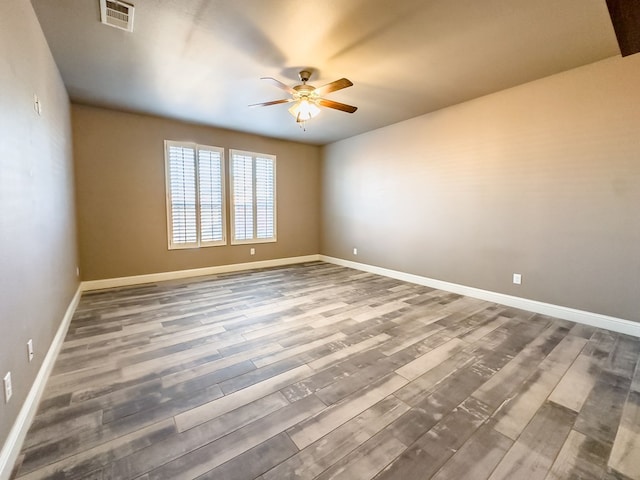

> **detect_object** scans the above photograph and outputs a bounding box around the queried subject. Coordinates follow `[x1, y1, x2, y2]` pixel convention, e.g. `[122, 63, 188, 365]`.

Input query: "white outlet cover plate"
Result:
[3, 372, 12, 402]
[513, 273, 522, 285]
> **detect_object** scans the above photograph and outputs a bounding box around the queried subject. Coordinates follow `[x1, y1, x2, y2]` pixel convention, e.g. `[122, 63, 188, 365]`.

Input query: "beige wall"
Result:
[322, 55, 640, 322]
[0, 1, 78, 448]
[72, 105, 321, 280]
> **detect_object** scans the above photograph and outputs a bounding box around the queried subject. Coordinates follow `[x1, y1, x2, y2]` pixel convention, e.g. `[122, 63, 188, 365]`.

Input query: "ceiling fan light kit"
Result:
[288, 98, 321, 124]
[250, 70, 357, 131]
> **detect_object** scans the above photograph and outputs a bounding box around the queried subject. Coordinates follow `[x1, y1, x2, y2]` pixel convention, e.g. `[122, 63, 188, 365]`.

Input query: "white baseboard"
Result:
[81, 255, 322, 291]
[321, 255, 640, 338]
[0, 285, 82, 480]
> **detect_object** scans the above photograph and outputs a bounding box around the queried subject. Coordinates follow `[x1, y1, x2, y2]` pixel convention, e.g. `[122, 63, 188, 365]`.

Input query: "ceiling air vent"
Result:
[99, 0, 135, 32]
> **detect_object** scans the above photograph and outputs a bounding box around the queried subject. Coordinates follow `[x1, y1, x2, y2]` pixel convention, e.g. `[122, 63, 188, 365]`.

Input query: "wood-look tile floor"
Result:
[11, 262, 640, 480]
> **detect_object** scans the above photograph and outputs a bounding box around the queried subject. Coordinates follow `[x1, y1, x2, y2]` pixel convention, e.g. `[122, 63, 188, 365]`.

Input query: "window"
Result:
[164, 141, 226, 249]
[230, 149, 276, 244]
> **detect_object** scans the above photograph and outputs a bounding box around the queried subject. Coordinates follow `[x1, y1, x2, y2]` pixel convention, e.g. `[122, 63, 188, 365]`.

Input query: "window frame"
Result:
[164, 140, 227, 250]
[229, 149, 277, 245]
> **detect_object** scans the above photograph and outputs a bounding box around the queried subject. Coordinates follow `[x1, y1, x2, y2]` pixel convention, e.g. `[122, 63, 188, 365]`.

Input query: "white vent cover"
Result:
[100, 0, 135, 32]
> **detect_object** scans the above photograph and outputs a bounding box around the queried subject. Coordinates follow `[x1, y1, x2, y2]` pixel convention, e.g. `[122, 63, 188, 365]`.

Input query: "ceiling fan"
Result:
[249, 70, 357, 129]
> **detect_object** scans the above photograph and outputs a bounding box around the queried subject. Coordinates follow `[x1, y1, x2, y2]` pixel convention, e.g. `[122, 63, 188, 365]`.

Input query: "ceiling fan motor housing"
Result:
[294, 84, 316, 98]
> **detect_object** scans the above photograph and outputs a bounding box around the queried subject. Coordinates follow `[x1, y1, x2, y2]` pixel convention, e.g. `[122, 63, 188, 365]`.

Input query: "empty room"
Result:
[1, 0, 640, 479]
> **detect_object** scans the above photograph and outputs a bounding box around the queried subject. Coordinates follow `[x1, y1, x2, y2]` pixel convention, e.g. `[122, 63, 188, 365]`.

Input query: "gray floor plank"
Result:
[545, 429, 609, 480]
[286, 373, 408, 450]
[488, 401, 577, 480]
[431, 425, 513, 480]
[263, 395, 409, 480]
[105, 392, 290, 479]
[192, 433, 298, 480]
[374, 396, 493, 480]
[147, 395, 324, 480]
[608, 359, 640, 480]
[492, 333, 588, 440]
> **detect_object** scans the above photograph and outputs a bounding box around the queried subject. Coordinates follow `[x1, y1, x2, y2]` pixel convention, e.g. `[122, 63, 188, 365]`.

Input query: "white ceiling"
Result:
[31, 0, 620, 145]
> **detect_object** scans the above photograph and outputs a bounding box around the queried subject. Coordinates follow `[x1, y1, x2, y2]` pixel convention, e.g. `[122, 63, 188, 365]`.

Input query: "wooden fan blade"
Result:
[314, 78, 353, 96]
[261, 77, 296, 94]
[317, 98, 358, 113]
[249, 99, 293, 108]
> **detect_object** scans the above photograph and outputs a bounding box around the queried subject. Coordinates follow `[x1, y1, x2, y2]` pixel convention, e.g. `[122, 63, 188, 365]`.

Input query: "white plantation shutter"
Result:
[232, 153, 254, 241]
[167, 143, 197, 247]
[255, 156, 275, 239]
[230, 150, 276, 244]
[165, 141, 226, 249]
[197, 147, 225, 245]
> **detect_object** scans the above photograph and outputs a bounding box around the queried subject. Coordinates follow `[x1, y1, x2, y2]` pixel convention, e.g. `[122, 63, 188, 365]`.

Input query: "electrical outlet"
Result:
[27, 339, 34, 362]
[353, 248, 358, 255]
[34, 94, 42, 115]
[513, 273, 522, 285]
[250, 248, 255, 255]
[3, 372, 12, 403]
[76, 266, 80, 277]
